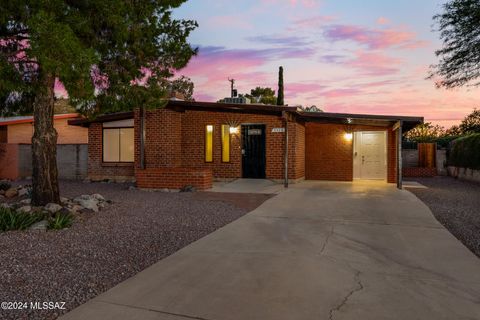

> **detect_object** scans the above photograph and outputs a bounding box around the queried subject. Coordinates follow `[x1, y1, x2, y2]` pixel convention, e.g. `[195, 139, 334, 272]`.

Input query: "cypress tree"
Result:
[277, 66, 284, 106]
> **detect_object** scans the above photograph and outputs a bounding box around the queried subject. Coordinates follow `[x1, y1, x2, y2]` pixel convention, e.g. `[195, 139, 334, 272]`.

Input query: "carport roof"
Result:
[297, 111, 423, 131]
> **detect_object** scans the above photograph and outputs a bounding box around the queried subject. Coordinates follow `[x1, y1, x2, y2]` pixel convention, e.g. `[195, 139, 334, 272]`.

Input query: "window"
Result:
[103, 128, 134, 162]
[221, 125, 230, 162]
[205, 125, 213, 162]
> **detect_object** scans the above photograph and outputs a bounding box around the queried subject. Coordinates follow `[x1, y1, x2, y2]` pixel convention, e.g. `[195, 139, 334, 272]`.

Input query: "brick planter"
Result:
[403, 167, 437, 177]
[135, 167, 213, 190]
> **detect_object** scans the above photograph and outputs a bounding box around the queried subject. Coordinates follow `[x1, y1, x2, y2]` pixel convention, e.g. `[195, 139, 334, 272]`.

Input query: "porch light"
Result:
[229, 126, 239, 134]
[344, 132, 353, 141]
[206, 125, 213, 133]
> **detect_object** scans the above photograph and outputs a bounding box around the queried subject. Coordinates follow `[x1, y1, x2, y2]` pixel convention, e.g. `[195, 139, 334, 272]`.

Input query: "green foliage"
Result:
[430, 0, 480, 88]
[277, 66, 284, 105]
[448, 133, 480, 169]
[246, 87, 276, 105]
[48, 212, 74, 230]
[404, 123, 446, 143]
[167, 76, 195, 101]
[459, 108, 480, 134]
[0, 181, 11, 191]
[0, 0, 198, 116]
[0, 207, 44, 232]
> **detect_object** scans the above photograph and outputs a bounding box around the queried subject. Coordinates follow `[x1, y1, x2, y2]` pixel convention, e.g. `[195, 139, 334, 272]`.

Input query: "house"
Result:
[69, 100, 422, 189]
[0, 113, 88, 180]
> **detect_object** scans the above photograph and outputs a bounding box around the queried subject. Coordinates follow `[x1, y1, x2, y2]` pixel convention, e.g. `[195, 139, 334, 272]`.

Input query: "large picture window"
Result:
[103, 128, 134, 162]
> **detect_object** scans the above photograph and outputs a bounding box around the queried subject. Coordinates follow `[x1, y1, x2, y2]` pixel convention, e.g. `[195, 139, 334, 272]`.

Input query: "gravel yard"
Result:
[406, 176, 480, 258]
[0, 181, 272, 320]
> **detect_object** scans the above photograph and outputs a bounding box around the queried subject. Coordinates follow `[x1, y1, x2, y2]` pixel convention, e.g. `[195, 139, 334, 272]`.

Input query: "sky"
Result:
[172, 0, 480, 128]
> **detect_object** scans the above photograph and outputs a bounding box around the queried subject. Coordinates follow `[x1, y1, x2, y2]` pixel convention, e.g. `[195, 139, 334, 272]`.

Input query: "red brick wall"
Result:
[403, 167, 436, 177]
[305, 123, 397, 183]
[88, 123, 134, 181]
[0, 143, 20, 180]
[135, 167, 212, 190]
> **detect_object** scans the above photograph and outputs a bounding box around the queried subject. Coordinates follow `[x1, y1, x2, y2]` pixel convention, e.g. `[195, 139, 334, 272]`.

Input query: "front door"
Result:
[242, 124, 266, 179]
[354, 131, 387, 180]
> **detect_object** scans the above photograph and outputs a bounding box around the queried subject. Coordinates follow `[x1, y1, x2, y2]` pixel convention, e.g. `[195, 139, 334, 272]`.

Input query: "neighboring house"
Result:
[69, 100, 422, 189]
[0, 114, 88, 180]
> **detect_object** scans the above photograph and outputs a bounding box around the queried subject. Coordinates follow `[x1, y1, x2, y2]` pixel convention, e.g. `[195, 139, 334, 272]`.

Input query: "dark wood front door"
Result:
[241, 124, 266, 179]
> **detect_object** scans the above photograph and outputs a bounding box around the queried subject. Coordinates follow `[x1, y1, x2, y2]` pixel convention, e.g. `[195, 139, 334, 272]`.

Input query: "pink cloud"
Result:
[324, 24, 429, 50]
[377, 17, 390, 25]
[345, 51, 402, 76]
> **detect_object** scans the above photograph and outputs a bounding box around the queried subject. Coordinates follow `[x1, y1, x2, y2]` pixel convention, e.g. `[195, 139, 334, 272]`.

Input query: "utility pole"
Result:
[228, 78, 235, 98]
[277, 66, 284, 106]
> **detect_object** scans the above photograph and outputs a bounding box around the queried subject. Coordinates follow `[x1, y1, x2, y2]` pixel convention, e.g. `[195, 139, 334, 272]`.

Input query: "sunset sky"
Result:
[173, 0, 480, 128]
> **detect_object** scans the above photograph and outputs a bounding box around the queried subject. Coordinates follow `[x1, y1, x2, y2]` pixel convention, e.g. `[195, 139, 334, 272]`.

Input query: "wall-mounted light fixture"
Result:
[229, 126, 239, 134]
[344, 124, 353, 142]
[206, 125, 213, 133]
[344, 132, 353, 141]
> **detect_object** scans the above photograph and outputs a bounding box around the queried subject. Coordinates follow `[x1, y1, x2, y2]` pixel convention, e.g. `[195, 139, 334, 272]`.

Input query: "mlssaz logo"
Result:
[30, 302, 66, 310]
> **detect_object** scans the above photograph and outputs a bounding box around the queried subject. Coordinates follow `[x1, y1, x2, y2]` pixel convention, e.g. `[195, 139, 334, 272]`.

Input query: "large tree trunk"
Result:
[31, 74, 60, 206]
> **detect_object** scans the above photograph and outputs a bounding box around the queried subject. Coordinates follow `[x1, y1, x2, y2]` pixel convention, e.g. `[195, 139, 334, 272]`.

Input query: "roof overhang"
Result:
[298, 111, 423, 131]
[68, 111, 134, 127]
[0, 113, 81, 126]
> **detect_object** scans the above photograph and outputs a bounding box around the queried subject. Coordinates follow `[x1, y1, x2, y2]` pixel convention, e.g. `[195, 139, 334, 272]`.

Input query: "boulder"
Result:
[91, 194, 105, 201]
[45, 203, 63, 213]
[74, 198, 98, 212]
[29, 220, 48, 231]
[17, 206, 32, 213]
[60, 197, 70, 204]
[19, 198, 31, 205]
[17, 188, 29, 197]
[4, 188, 18, 198]
[0, 203, 12, 209]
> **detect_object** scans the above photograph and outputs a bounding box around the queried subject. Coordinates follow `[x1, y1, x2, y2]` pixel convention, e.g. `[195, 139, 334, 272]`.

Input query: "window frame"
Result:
[102, 126, 135, 163]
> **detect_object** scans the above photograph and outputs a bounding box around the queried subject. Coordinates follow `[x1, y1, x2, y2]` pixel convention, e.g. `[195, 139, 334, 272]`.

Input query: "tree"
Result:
[404, 123, 446, 143]
[167, 76, 195, 101]
[246, 87, 276, 105]
[445, 124, 463, 136]
[277, 66, 284, 105]
[1, 1, 197, 205]
[430, 0, 480, 88]
[302, 105, 323, 112]
[460, 108, 480, 134]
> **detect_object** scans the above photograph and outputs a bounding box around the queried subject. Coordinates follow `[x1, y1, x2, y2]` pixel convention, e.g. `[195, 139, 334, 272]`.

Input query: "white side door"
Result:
[354, 131, 387, 180]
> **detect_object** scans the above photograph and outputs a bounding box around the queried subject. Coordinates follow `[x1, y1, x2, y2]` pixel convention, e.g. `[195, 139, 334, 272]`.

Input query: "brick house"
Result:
[69, 100, 422, 189]
[0, 114, 88, 180]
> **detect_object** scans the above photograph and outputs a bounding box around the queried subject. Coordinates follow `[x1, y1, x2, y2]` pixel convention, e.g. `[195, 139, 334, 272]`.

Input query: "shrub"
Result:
[48, 212, 75, 230]
[0, 181, 11, 191]
[0, 207, 44, 232]
[448, 133, 480, 170]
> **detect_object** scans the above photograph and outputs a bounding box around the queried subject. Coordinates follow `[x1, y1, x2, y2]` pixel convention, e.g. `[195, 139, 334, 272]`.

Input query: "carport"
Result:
[297, 111, 422, 189]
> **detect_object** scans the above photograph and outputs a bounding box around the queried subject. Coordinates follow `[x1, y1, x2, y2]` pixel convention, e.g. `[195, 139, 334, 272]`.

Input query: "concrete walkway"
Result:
[61, 181, 480, 320]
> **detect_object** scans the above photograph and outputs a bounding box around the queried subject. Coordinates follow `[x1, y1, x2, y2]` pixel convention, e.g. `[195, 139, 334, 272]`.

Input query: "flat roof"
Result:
[68, 100, 423, 130]
[0, 113, 81, 126]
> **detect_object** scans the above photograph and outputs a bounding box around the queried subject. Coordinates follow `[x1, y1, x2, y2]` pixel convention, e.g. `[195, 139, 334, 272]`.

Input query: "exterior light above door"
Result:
[344, 132, 353, 141]
[229, 126, 239, 134]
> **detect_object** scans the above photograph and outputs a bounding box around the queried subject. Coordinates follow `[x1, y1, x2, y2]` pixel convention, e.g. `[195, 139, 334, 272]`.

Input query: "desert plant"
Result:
[48, 212, 75, 230]
[0, 181, 11, 191]
[0, 207, 44, 232]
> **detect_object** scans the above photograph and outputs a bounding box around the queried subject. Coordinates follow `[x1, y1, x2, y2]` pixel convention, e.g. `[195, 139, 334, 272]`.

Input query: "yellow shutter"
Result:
[221, 125, 230, 162]
[205, 125, 213, 162]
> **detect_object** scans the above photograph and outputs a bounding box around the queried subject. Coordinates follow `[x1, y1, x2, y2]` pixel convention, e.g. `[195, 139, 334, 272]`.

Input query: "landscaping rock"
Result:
[0, 203, 12, 209]
[45, 203, 63, 213]
[74, 198, 99, 212]
[128, 186, 137, 191]
[29, 220, 48, 231]
[180, 185, 196, 192]
[4, 188, 18, 198]
[92, 193, 105, 201]
[17, 206, 32, 213]
[17, 188, 29, 197]
[19, 198, 31, 205]
[60, 197, 70, 204]
[0, 189, 5, 195]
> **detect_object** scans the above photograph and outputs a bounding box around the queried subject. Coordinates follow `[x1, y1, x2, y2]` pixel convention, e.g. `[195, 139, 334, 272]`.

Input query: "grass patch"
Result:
[48, 212, 75, 230]
[0, 207, 45, 232]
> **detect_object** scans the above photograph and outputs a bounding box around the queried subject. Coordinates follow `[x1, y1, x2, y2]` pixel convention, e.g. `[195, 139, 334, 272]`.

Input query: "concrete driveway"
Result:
[61, 181, 480, 320]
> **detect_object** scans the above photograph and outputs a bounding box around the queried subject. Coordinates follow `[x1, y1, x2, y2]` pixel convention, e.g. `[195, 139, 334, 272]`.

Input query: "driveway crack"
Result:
[320, 225, 334, 255]
[328, 270, 364, 320]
